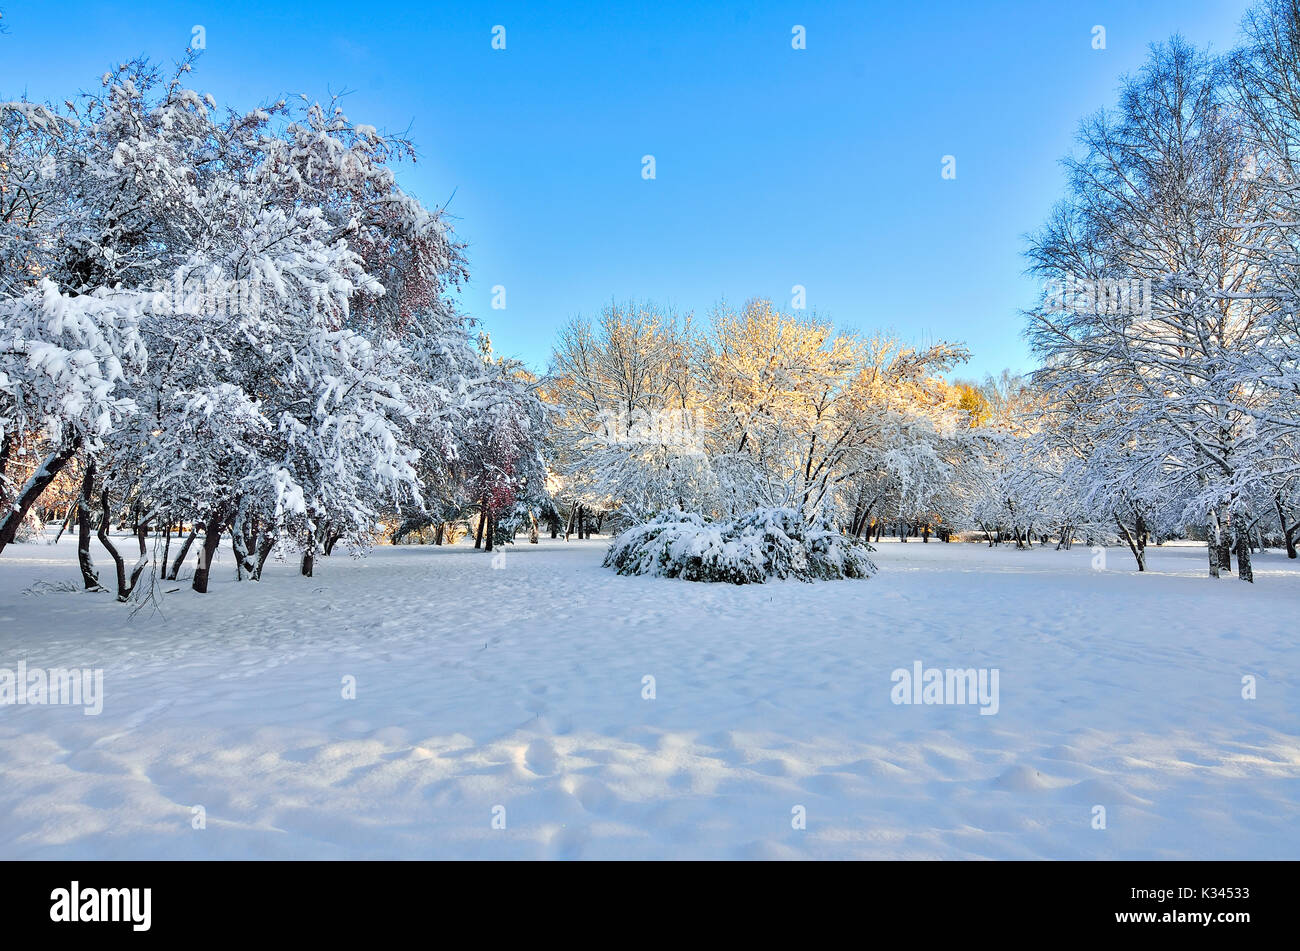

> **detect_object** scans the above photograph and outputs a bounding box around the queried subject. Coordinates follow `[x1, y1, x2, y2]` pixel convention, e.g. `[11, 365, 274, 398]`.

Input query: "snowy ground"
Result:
[0, 534, 1297, 859]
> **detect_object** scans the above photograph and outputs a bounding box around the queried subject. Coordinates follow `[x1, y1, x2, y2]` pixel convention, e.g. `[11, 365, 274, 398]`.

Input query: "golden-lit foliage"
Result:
[944, 381, 992, 427]
[545, 297, 971, 518]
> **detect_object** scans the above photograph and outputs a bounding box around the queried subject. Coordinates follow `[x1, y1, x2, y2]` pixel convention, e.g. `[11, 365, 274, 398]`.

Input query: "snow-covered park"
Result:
[5, 1, 1300, 872]
[1, 534, 1295, 860]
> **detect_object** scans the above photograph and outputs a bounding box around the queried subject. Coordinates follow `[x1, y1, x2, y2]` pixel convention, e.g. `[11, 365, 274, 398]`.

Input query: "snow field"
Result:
[0, 537, 1297, 859]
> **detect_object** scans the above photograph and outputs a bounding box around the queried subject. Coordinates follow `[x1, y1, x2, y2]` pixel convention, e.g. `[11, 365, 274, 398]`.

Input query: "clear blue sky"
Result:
[0, 0, 1254, 379]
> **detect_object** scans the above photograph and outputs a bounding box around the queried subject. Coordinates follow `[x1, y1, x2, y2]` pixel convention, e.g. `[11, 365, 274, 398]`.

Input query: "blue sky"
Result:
[0, 0, 1254, 379]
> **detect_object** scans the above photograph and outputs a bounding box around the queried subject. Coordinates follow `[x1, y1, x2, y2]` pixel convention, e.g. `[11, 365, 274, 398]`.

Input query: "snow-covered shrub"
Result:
[603, 507, 876, 583]
[730, 508, 878, 580]
[602, 511, 750, 583]
[802, 517, 879, 580]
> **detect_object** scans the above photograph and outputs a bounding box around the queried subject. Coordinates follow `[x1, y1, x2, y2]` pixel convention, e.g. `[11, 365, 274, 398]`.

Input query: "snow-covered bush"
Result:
[603, 511, 755, 583]
[603, 508, 876, 584]
[789, 513, 880, 581]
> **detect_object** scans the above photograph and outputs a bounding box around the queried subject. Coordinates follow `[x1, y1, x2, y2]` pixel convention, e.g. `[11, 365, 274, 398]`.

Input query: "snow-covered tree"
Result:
[0, 56, 521, 595]
[1027, 38, 1280, 581]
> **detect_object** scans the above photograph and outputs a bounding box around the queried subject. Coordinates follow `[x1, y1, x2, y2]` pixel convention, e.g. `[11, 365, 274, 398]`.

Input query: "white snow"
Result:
[0, 537, 1297, 859]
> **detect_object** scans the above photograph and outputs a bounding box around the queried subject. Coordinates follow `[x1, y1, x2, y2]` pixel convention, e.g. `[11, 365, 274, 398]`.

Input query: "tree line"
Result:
[7, 0, 1300, 598]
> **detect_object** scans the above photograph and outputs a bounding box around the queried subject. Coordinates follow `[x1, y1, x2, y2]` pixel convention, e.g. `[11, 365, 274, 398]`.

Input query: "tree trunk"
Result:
[1116, 513, 1146, 572]
[127, 518, 150, 599]
[1235, 529, 1254, 583]
[300, 527, 322, 577]
[230, 509, 261, 580]
[474, 502, 486, 549]
[192, 511, 226, 592]
[0, 440, 79, 556]
[1208, 513, 1224, 578]
[96, 491, 150, 601]
[52, 504, 76, 545]
[1215, 510, 1234, 574]
[1277, 496, 1298, 559]
[858, 503, 876, 539]
[169, 527, 198, 580]
[95, 491, 126, 598]
[232, 533, 248, 581]
[253, 532, 276, 580]
[160, 519, 172, 577]
[0, 432, 12, 510]
[76, 461, 100, 590]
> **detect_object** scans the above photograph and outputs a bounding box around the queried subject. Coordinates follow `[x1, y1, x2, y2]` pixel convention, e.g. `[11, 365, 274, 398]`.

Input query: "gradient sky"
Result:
[0, 0, 1256, 379]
